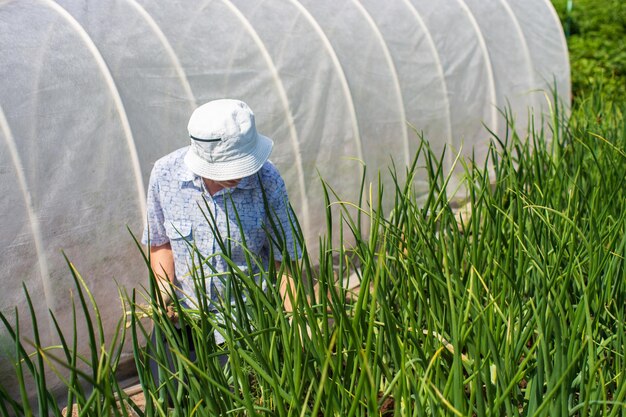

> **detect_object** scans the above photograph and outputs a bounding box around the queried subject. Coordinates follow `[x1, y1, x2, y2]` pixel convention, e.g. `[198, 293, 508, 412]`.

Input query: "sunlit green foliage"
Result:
[552, 0, 626, 103]
[1, 92, 625, 416]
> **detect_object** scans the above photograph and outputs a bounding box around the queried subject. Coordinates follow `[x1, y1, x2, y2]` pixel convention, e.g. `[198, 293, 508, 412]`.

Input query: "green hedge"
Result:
[551, 0, 626, 103]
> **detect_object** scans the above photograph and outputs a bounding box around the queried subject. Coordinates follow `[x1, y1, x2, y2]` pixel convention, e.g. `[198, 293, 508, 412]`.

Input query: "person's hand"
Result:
[156, 278, 174, 306]
[279, 272, 297, 313]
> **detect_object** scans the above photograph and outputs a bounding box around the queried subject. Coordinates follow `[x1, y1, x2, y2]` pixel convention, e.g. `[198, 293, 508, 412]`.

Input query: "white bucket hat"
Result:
[184, 99, 274, 181]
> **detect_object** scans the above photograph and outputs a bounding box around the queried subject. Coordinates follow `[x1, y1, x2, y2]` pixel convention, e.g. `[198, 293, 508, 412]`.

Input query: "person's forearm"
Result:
[149, 243, 175, 304]
[150, 243, 175, 283]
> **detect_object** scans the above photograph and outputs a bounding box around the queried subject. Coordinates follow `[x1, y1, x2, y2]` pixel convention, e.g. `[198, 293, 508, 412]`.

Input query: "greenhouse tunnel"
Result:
[0, 0, 570, 403]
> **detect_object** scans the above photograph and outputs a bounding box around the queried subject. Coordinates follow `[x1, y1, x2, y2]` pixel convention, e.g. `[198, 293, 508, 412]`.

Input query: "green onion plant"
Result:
[1, 93, 625, 416]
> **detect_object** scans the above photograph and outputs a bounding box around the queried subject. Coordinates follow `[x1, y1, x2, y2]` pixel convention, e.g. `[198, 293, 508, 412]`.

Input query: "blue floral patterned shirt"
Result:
[142, 147, 300, 319]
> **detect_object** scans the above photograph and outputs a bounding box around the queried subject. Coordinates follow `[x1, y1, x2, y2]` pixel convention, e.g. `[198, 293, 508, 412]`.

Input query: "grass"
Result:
[1, 92, 625, 416]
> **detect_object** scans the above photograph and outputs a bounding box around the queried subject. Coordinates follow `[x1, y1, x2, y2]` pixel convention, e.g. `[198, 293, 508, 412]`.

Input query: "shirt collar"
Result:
[177, 166, 201, 191]
[178, 165, 258, 191]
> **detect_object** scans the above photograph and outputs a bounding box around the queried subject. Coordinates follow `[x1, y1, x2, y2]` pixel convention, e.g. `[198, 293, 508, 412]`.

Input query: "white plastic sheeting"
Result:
[0, 0, 569, 400]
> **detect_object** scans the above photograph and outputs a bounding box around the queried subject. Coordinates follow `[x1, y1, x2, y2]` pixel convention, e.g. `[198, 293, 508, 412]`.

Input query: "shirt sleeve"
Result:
[265, 172, 302, 262]
[141, 165, 170, 247]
